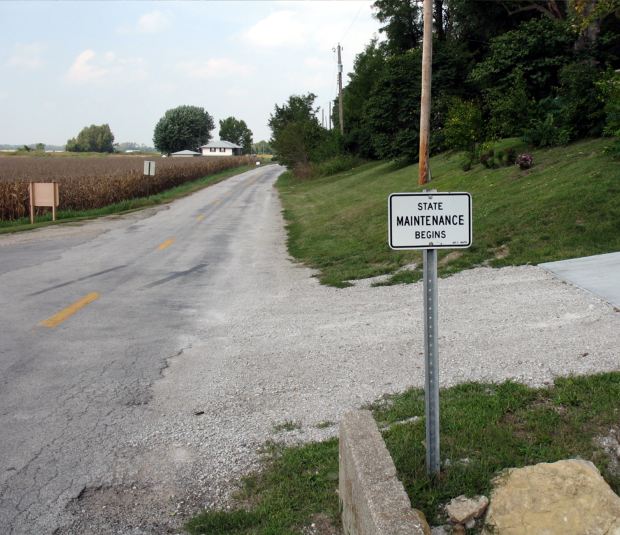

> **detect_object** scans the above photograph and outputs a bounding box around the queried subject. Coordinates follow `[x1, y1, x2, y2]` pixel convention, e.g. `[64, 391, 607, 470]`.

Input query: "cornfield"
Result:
[0, 155, 253, 221]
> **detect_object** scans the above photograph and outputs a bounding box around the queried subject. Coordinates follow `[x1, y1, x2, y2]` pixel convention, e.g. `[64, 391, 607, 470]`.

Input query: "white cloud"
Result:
[137, 11, 169, 33]
[7, 42, 45, 69]
[179, 58, 254, 79]
[241, 2, 379, 54]
[66, 49, 147, 83]
[242, 11, 307, 48]
[66, 49, 108, 82]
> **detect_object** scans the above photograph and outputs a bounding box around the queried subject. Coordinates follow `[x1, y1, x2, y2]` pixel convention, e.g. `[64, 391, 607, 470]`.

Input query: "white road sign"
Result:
[144, 160, 156, 176]
[388, 192, 472, 249]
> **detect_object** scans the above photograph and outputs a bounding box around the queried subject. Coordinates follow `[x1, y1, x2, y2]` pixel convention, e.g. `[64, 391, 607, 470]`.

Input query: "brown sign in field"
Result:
[29, 182, 59, 223]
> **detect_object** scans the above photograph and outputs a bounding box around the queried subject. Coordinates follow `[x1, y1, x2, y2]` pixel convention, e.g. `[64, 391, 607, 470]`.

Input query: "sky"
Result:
[0, 1, 382, 147]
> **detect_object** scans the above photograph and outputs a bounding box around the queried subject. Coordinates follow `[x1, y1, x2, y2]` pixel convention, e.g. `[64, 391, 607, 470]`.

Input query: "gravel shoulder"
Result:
[38, 169, 620, 533]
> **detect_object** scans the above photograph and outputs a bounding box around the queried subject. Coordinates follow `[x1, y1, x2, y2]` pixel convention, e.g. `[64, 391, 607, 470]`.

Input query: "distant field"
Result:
[0, 155, 252, 220]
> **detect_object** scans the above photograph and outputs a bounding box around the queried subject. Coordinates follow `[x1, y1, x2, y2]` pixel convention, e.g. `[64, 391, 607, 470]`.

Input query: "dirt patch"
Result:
[55, 483, 197, 535]
[439, 251, 463, 267]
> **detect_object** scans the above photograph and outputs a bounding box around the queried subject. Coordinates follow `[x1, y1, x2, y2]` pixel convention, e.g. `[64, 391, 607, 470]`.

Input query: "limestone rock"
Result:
[483, 459, 620, 535]
[446, 494, 489, 524]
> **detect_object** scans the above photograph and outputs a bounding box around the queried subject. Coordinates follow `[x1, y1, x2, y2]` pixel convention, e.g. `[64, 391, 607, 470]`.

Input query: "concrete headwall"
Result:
[339, 410, 430, 535]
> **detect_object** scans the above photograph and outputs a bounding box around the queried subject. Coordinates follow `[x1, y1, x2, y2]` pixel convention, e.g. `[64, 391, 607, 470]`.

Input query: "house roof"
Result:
[200, 140, 242, 149]
[171, 150, 201, 155]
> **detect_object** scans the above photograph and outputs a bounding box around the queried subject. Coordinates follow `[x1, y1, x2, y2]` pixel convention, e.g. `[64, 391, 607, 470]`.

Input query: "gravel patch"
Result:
[58, 175, 619, 533]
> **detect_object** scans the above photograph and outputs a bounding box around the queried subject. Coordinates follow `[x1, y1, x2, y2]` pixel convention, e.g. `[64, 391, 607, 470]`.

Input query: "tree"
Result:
[219, 117, 253, 154]
[153, 105, 214, 155]
[252, 140, 272, 154]
[268, 94, 328, 167]
[66, 124, 115, 153]
[372, 0, 422, 53]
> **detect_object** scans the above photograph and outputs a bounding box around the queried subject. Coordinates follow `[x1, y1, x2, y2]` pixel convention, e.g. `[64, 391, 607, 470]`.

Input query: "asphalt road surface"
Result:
[0, 165, 285, 534]
[1, 163, 618, 534]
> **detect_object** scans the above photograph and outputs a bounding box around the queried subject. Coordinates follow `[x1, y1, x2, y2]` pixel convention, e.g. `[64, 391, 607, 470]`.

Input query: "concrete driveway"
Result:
[540, 252, 620, 308]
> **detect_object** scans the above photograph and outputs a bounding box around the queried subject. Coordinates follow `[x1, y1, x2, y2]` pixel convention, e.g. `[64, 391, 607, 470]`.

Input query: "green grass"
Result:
[373, 373, 620, 525]
[185, 373, 620, 534]
[276, 138, 620, 286]
[185, 439, 341, 535]
[0, 165, 254, 234]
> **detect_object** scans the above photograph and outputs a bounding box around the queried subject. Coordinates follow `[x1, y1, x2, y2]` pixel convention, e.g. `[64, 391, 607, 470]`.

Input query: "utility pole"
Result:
[337, 43, 344, 135]
[418, 0, 433, 186]
[329, 101, 332, 130]
[322, 107, 325, 128]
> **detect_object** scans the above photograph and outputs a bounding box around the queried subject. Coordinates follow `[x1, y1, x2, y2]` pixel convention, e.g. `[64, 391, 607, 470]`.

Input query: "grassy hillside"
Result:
[276, 138, 620, 287]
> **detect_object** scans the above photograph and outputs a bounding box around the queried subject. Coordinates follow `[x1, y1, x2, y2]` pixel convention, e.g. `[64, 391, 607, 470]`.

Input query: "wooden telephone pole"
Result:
[418, 0, 433, 185]
[337, 43, 344, 135]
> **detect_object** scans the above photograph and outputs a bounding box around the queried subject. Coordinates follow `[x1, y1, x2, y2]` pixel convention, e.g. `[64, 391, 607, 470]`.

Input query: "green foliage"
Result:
[66, 124, 114, 153]
[556, 61, 606, 138]
[152, 105, 214, 155]
[485, 69, 532, 139]
[341, 40, 387, 158]
[365, 49, 422, 162]
[269, 94, 337, 170]
[315, 154, 363, 177]
[372, 0, 422, 53]
[522, 99, 571, 147]
[252, 140, 273, 154]
[219, 116, 253, 154]
[470, 18, 576, 101]
[443, 97, 483, 152]
[598, 70, 620, 137]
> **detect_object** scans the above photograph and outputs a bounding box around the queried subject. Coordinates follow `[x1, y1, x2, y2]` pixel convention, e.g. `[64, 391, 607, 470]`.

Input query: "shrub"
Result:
[443, 98, 483, 152]
[515, 153, 533, 170]
[316, 155, 363, 177]
[505, 147, 517, 165]
[480, 149, 497, 169]
[522, 105, 570, 148]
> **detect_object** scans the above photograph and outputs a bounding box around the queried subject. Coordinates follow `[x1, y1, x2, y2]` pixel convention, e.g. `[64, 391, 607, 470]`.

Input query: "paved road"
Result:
[540, 252, 620, 308]
[0, 164, 284, 534]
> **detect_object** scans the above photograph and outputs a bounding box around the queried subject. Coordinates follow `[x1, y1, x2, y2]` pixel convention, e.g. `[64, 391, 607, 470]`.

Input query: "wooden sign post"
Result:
[29, 182, 59, 224]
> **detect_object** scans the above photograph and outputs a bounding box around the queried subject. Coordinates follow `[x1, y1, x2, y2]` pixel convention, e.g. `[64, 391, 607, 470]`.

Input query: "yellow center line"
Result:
[158, 238, 175, 250]
[196, 214, 205, 222]
[40, 292, 100, 328]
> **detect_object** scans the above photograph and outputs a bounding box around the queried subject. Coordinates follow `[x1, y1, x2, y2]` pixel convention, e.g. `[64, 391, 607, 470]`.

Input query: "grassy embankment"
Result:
[186, 373, 620, 533]
[276, 138, 620, 286]
[0, 164, 254, 234]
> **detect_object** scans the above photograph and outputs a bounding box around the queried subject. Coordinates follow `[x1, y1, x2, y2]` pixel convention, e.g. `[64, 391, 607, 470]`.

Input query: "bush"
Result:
[316, 155, 363, 177]
[505, 147, 517, 165]
[522, 101, 571, 147]
[480, 149, 497, 168]
[515, 153, 533, 170]
[443, 98, 483, 152]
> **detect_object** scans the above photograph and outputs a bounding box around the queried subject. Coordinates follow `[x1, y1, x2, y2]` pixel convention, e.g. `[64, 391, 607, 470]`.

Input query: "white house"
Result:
[171, 149, 202, 158]
[200, 140, 243, 157]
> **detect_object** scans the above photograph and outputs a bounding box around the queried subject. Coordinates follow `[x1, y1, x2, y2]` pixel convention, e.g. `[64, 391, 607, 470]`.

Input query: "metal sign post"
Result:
[423, 246, 440, 474]
[388, 191, 472, 476]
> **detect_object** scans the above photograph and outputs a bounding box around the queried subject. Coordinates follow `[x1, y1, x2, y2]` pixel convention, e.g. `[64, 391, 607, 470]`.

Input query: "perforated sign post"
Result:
[388, 191, 472, 475]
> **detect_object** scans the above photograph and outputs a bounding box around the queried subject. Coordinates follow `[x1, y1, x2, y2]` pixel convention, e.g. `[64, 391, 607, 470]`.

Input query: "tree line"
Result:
[66, 107, 264, 155]
[269, 0, 620, 173]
